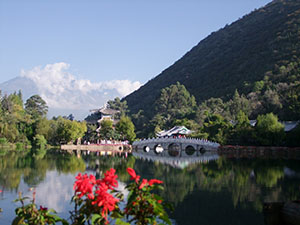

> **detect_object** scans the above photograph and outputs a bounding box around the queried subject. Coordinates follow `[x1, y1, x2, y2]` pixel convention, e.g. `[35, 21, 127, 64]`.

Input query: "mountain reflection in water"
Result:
[0, 149, 299, 225]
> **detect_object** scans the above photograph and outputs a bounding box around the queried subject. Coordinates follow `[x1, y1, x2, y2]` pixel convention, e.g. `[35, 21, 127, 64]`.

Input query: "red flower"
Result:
[127, 167, 136, 178]
[139, 179, 148, 189]
[103, 168, 118, 190]
[92, 187, 119, 222]
[148, 179, 163, 186]
[127, 168, 140, 183]
[73, 173, 96, 199]
[157, 200, 162, 204]
[39, 205, 48, 211]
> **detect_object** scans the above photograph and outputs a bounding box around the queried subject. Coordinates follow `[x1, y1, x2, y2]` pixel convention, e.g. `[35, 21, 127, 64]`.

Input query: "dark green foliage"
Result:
[131, 110, 149, 138]
[124, 0, 300, 123]
[25, 95, 48, 119]
[201, 113, 232, 145]
[227, 111, 254, 145]
[286, 123, 300, 146]
[151, 82, 197, 131]
[84, 111, 101, 123]
[227, 90, 251, 119]
[195, 98, 229, 126]
[107, 97, 128, 119]
[83, 123, 98, 143]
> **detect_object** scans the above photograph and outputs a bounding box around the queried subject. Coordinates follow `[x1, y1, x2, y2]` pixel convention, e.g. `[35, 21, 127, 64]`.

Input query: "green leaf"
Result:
[111, 210, 123, 219]
[115, 218, 131, 225]
[12, 217, 24, 225]
[91, 213, 102, 225]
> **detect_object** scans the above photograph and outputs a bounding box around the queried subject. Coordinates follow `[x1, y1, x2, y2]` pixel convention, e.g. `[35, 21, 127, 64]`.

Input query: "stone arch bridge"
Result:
[132, 137, 220, 157]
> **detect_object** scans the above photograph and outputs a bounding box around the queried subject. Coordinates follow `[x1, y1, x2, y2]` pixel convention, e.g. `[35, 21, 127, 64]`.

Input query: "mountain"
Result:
[0, 63, 141, 120]
[124, 0, 300, 117]
[0, 77, 39, 100]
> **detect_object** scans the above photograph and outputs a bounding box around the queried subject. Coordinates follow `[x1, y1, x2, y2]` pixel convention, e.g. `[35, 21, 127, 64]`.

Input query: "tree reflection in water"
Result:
[0, 149, 300, 225]
[0, 149, 86, 191]
[132, 153, 300, 225]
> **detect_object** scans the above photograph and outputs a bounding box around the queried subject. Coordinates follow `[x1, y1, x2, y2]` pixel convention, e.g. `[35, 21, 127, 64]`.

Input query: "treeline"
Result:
[0, 90, 87, 149]
[130, 82, 300, 146]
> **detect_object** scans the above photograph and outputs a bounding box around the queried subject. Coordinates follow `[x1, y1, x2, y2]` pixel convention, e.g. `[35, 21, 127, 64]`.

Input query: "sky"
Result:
[0, 0, 272, 119]
[0, 0, 272, 84]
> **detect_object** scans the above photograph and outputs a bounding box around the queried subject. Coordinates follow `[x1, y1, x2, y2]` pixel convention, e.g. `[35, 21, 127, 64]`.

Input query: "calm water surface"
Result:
[0, 149, 300, 225]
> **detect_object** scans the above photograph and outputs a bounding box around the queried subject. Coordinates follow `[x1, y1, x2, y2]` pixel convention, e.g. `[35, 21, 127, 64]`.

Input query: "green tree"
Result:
[235, 110, 250, 129]
[116, 116, 136, 142]
[228, 111, 254, 145]
[107, 97, 128, 119]
[0, 92, 29, 144]
[195, 98, 228, 126]
[34, 118, 51, 141]
[25, 95, 48, 119]
[99, 119, 115, 140]
[227, 90, 250, 119]
[154, 82, 196, 129]
[83, 123, 98, 143]
[131, 110, 149, 138]
[255, 113, 285, 146]
[56, 118, 87, 144]
[202, 113, 232, 145]
[33, 134, 47, 150]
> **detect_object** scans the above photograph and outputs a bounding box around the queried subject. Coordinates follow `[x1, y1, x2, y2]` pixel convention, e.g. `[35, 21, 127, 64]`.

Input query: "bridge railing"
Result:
[133, 137, 220, 148]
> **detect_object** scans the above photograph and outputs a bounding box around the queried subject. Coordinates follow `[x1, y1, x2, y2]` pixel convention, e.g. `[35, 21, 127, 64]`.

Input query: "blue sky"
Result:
[0, 0, 271, 85]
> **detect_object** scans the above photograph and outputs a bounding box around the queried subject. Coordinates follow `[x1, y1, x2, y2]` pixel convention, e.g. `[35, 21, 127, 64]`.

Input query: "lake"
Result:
[0, 148, 300, 225]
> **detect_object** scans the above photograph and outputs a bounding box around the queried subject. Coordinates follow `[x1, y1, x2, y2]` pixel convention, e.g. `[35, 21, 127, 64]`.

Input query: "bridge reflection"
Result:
[133, 149, 219, 169]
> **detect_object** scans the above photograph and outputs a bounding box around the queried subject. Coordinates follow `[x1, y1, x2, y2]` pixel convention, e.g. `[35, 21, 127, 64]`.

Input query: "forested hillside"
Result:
[124, 0, 300, 120]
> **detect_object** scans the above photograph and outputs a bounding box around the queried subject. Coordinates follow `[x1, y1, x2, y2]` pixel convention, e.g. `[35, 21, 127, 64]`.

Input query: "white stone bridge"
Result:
[132, 137, 220, 157]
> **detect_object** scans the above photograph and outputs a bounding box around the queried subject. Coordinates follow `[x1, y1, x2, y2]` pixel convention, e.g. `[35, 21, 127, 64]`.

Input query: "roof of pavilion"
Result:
[156, 126, 192, 137]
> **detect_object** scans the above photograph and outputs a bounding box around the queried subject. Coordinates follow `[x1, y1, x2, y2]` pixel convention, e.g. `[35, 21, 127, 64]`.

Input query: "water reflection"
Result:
[0, 149, 299, 225]
[133, 149, 219, 169]
[35, 171, 75, 212]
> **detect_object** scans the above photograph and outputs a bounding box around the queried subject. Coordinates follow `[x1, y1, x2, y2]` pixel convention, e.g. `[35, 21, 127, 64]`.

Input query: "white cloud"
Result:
[35, 171, 75, 213]
[20, 62, 142, 111]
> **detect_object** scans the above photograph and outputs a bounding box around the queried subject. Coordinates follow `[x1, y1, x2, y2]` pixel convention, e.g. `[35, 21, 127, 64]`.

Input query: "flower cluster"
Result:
[73, 173, 96, 199]
[73, 168, 119, 223]
[13, 167, 171, 225]
[127, 167, 163, 189]
[125, 168, 170, 225]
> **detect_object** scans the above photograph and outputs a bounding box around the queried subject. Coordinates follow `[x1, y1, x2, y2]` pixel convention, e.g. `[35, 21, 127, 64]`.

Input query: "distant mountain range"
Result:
[124, 0, 300, 118]
[0, 63, 141, 120]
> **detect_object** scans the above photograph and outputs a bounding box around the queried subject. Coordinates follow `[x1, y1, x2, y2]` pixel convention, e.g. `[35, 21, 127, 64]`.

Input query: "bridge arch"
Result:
[185, 145, 196, 156]
[168, 143, 180, 157]
[143, 146, 150, 152]
[154, 144, 164, 154]
[199, 146, 206, 154]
